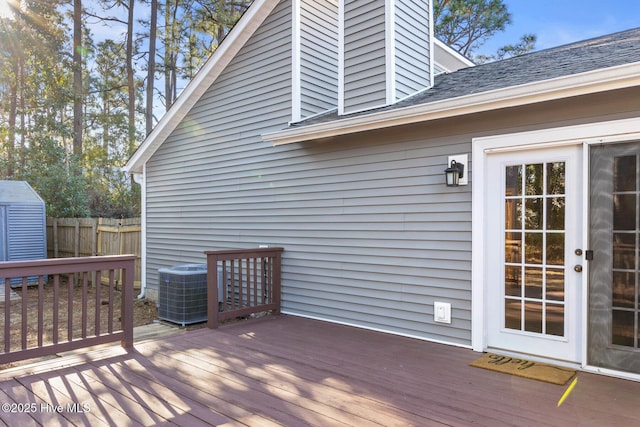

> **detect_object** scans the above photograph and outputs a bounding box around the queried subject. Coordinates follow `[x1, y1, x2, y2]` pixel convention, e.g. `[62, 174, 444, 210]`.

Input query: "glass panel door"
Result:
[486, 145, 582, 363]
[589, 142, 640, 373]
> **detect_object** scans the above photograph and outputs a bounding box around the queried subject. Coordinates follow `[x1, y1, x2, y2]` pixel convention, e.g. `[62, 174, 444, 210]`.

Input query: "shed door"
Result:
[485, 145, 583, 363]
[589, 141, 640, 374]
[0, 206, 5, 261]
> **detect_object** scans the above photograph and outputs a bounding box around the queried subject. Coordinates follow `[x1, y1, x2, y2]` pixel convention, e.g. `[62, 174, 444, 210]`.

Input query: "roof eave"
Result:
[263, 62, 640, 146]
[124, 0, 280, 174]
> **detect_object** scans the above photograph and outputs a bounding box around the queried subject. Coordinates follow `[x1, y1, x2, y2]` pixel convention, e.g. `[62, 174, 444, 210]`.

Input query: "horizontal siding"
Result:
[148, 107, 473, 345]
[146, 0, 471, 347]
[7, 204, 46, 261]
[146, 0, 293, 270]
[300, 0, 338, 118]
[394, 0, 431, 99]
[342, 0, 387, 114]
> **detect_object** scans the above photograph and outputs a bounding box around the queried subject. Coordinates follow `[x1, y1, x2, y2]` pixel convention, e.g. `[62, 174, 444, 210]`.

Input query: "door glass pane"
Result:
[546, 303, 564, 336]
[524, 267, 543, 299]
[614, 156, 636, 192]
[505, 232, 522, 263]
[547, 162, 565, 195]
[525, 198, 543, 229]
[613, 233, 636, 269]
[505, 266, 521, 297]
[614, 194, 636, 230]
[505, 199, 522, 229]
[546, 268, 564, 301]
[505, 165, 522, 196]
[525, 301, 543, 333]
[546, 233, 564, 265]
[504, 161, 566, 337]
[525, 164, 543, 195]
[525, 232, 543, 263]
[612, 310, 635, 347]
[613, 271, 636, 308]
[505, 299, 521, 329]
[546, 198, 565, 230]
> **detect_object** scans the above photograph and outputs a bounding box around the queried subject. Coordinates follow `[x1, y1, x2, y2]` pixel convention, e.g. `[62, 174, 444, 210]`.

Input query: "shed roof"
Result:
[0, 181, 44, 204]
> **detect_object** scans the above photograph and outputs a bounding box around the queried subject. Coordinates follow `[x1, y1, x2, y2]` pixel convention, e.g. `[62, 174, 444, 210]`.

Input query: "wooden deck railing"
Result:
[205, 248, 284, 328]
[0, 255, 135, 365]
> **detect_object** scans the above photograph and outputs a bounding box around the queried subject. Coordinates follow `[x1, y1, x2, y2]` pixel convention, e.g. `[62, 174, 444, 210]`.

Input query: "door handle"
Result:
[574, 265, 583, 273]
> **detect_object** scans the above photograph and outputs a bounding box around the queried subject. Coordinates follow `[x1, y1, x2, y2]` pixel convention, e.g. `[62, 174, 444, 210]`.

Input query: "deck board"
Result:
[0, 315, 639, 426]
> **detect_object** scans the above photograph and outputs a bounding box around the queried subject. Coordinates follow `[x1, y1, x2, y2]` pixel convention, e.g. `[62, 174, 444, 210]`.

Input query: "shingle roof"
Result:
[293, 27, 640, 127]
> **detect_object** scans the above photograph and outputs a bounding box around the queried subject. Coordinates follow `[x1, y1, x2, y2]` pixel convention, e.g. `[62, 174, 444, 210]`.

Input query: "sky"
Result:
[476, 0, 640, 56]
[3, 1, 637, 57]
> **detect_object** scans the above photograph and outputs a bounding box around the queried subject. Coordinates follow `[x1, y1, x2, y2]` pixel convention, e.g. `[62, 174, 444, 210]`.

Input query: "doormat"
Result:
[470, 353, 576, 385]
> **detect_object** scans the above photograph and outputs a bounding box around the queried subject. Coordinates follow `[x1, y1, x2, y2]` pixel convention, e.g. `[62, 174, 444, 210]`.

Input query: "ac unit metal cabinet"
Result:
[158, 264, 224, 326]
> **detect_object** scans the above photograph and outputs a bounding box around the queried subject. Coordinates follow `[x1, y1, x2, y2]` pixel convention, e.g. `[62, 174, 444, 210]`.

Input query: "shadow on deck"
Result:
[0, 315, 639, 426]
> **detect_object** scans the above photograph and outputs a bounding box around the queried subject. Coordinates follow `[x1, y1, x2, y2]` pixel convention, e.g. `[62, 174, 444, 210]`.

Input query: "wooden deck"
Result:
[0, 315, 639, 426]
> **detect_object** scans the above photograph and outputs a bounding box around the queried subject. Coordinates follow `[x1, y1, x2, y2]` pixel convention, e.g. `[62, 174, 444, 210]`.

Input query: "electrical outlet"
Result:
[434, 302, 451, 324]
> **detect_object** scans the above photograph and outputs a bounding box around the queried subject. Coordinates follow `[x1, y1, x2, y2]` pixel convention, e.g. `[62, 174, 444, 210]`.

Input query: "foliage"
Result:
[0, 0, 249, 218]
[434, 0, 536, 61]
[0, 0, 533, 219]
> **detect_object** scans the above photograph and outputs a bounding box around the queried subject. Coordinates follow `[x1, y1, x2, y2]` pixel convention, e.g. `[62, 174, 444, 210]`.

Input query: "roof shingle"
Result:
[293, 27, 640, 127]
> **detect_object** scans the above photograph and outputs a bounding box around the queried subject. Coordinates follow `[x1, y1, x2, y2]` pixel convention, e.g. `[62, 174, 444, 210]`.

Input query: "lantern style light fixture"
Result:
[444, 159, 465, 186]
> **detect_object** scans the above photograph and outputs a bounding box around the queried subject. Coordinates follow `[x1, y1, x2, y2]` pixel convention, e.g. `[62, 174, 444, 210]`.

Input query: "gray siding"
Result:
[145, 0, 472, 346]
[150, 125, 473, 345]
[342, 0, 387, 114]
[299, 0, 339, 119]
[271, 132, 472, 345]
[394, 0, 431, 99]
[145, 0, 294, 284]
[0, 181, 46, 268]
[7, 204, 46, 261]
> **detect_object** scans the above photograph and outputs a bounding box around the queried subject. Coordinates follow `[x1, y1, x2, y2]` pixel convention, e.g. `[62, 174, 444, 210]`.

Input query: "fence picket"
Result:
[46, 218, 141, 288]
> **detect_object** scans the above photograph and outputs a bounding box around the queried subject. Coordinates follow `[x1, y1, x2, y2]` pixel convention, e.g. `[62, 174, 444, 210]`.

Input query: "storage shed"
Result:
[0, 181, 47, 283]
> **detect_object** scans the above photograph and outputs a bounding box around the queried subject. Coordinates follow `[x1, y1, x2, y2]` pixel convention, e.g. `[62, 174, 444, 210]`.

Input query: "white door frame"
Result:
[472, 118, 640, 373]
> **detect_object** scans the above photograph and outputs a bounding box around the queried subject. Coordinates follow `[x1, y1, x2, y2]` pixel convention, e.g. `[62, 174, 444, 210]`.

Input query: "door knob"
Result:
[574, 265, 583, 273]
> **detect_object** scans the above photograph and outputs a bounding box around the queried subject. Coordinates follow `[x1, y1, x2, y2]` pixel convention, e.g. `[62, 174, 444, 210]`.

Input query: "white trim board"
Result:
[265, 62, 640, 145]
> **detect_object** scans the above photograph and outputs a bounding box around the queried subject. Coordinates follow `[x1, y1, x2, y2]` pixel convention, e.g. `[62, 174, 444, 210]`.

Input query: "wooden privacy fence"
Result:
[47, 218, 141, 288]
[0, 255, 135, 365]
[205, 247, 284, 328]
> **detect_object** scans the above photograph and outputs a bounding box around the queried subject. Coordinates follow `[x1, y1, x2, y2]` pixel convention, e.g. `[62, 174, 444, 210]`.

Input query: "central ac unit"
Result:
[158, 264, 225, 326]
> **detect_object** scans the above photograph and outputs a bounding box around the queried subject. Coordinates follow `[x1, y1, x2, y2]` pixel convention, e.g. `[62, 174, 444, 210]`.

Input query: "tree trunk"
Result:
[73, 0, 83, 158]
[146, 0, 158, 136]
[7, 62, 17, 179]
[127, 0, 136, 155]
[164, 0, 179, 111]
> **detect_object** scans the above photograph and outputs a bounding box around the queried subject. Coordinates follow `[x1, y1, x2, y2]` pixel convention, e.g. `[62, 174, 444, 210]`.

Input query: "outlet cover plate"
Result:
[434, 302, 452, 324]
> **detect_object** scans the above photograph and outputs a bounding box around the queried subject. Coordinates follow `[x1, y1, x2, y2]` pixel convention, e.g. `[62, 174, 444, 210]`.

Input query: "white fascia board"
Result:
[337, 0, 345, 115]
[264, 61, 640, 146]
[291, 0, 302, 122]
[124, 0, 280, 174]
[433, 39, 474, 71]
[386, 0, 395, 105]
[429, 0, 436, 86]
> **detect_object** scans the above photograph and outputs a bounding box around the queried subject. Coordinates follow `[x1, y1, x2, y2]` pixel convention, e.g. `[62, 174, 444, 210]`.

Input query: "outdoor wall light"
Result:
[445, 160, 464, 186]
